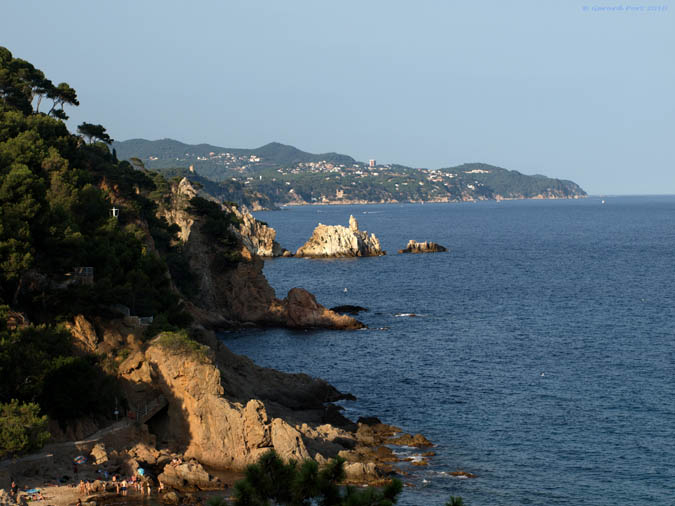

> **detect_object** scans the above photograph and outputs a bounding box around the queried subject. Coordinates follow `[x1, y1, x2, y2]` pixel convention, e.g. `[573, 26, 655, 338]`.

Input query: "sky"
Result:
[2, 0, 674, 195]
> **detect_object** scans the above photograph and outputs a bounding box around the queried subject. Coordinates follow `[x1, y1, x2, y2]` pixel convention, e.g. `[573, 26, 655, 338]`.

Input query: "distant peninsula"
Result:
[113, 138, 587, 210]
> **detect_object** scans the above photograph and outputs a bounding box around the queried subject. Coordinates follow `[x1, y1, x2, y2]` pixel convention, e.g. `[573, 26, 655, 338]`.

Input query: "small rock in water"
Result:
[398, 240, 447, 254]
[331, 305, 369, 315]
[450, 470, 478, 479]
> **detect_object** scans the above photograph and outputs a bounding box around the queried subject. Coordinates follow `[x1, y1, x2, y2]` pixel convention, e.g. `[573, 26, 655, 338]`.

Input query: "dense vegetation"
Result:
[228, 450, 402, 506]
[114, 139, 586, 208]
[0, 399, 49, 458]
[0, 47, 237, 455]
[156, 330, 210, 363]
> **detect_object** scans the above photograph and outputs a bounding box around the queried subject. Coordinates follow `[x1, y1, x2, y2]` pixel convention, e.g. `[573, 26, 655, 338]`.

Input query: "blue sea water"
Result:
[220, 197, 675, 505]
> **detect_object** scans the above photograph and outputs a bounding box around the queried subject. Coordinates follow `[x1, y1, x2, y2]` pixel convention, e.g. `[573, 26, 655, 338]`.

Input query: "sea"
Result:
[220, 196, 675, 506]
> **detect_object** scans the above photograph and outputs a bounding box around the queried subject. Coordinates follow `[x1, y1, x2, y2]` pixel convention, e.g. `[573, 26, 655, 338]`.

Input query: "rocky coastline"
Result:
[0, 178, 433, 505]
[273, 192, 587, 209]
[1, 316, 434, 505]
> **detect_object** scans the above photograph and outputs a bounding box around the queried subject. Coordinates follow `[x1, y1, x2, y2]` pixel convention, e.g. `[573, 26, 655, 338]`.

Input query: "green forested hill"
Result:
[114, 139, 356, 178]
[114, 138, 587, 207]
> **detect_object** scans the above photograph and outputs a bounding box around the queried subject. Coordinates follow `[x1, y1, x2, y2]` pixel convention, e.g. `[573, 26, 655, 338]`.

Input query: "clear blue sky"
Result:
[3, 0, 673, 194]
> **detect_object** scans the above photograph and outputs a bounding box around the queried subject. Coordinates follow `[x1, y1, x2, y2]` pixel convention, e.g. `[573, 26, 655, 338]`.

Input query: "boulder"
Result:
[284, 288, 364, 329]
[128, 442, 160, 465]
[398, 240, 447, 254]
[157, 460, 221, 491]
[343, 462, 380, 482]
[161, 491, 180, 504]
[90, 443, 108, 466]
[388, 433, 433, 448]
[296, 215, 385, 257]
[270, 419, 311, 462]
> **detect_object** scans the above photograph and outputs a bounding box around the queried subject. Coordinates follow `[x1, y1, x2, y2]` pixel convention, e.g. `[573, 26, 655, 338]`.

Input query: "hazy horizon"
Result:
[3, 0, 673, 195]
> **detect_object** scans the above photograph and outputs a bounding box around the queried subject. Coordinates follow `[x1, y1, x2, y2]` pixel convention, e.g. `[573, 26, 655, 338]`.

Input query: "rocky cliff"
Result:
[296, 215, 385, 257]
[226, 204, 288, 257]
[109, 325, 430, 484]
[159, 179, 361, 330]
[163, 178, 286, 257]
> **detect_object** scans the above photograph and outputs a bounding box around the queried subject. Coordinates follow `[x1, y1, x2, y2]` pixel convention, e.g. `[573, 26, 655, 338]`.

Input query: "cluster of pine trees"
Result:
[0, 46, 199, 455]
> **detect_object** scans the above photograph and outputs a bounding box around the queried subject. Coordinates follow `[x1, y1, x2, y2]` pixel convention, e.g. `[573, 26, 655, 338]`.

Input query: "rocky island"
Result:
[398, 240, 448, 254]
[296, 215, 385, 257]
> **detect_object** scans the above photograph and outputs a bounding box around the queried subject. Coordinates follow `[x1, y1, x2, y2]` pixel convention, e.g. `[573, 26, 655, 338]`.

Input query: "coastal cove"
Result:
[222, 197, 675, 505]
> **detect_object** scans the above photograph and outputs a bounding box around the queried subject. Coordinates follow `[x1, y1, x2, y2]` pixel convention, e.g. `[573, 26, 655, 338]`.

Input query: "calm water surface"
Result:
[221, 197, 675, 505]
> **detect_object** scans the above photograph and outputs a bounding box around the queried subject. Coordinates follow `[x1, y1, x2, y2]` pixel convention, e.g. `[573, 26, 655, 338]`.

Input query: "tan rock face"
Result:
[270, 419, 311, 462]
[143, 342, 312, 470]
[67, 314, 99, 353]
[226, 204, 287, 257]
[398, 240, 447, 254]
[296, 215, 385, 257]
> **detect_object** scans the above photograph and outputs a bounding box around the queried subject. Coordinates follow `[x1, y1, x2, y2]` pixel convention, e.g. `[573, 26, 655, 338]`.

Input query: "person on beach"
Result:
[146, 481, 151, 496]
[10, 480, 18, 498]
[78, 480, 85, 495]
[76, 499, 82, 506]
[121, 479, 128, 496]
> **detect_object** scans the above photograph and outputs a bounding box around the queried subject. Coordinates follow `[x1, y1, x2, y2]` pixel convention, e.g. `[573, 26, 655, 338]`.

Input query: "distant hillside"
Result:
[113, 139, 586, 208]
[114, 139, 355, 180]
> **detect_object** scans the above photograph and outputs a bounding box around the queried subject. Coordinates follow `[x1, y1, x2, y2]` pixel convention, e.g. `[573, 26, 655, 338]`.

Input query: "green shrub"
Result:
[155, 330, 210, 363]
[0, 400, 50, 458]
[232, 449, 402, 506]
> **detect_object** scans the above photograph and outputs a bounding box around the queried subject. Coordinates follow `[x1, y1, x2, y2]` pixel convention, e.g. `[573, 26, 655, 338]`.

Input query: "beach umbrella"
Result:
[137, 468, 145, 476]
[73, 455, 87, 464]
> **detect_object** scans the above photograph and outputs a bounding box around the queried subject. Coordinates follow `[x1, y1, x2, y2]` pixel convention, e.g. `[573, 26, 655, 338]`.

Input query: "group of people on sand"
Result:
[8, 479, 47, 502]
[75, 470, 164, 499]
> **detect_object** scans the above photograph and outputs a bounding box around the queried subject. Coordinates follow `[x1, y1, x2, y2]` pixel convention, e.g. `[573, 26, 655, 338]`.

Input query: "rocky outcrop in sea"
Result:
[296, 215, 385, 257]
[398, 240, 447, 254]
[159, 179, 361, 330]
